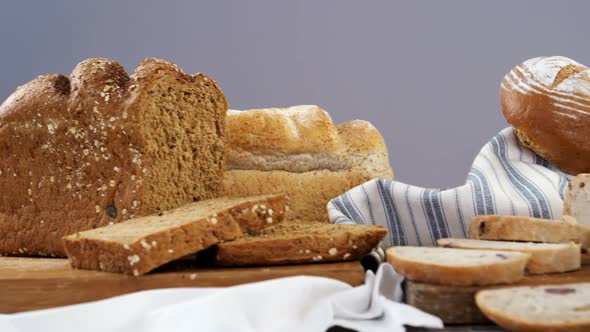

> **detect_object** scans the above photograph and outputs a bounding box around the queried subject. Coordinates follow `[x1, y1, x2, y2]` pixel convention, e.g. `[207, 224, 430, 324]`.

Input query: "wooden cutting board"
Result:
[405, 265, 590, 324]
[0, 257, 364, 313]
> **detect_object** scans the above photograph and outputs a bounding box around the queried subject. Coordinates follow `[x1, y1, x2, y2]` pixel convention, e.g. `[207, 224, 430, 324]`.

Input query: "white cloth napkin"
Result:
[329, 126, 573, 248]
[0, 263, 441, 332]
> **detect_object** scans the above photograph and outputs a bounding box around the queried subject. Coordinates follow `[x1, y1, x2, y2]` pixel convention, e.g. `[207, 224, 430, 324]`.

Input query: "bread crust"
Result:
[386, 246, 529, 286]
[0, 58, 227, 257]
[215, 222, 387, 266]
[501, 56, 590, 174]
[476, 284, 590, 332]
[469, 215, 590, 249]
[63, 194, 287, 275]
[437, 238, 581, 274]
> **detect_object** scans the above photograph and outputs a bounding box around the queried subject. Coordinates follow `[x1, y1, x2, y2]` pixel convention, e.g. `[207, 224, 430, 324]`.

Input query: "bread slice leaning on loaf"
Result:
[63, 194, 287, 276]
[476, 283, 590, 332]
[564, 174, 590, 228]
[0, 58, 228, 257]
[386, 246, 530, 286]
[469, 215, 590, 249]
[437, 238, 581, 274]
[215, 222, 387, 266]
[221, 106, 394, 222]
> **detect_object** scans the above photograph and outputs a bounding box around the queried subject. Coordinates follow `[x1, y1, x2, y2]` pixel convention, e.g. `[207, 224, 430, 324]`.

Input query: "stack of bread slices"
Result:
[386, 173, 590, 331]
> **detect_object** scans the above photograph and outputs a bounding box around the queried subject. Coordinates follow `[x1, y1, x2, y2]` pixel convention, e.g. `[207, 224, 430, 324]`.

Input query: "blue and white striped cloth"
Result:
[328, 127, 574, 249]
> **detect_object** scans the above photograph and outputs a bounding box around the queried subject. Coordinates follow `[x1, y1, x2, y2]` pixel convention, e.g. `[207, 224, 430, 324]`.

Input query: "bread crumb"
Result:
[140, 239, 151, 250]
[109, 180, 116, 187]
[151, 241, 157, 247]
[352, 245, 358, 249]
[123, 244, 130, 250]
[305, 249, 310, 254]
[121, 208, 128, 216]
[210, 217, 218, 225]
[312, 255, 323, 261]
[168, 249, 174, 254]
[132, 269, 140, 277]
[328, 248, 338, 256]
[128, 255, 140, 265]
[343, 253, 351, 260]
[113, 166, 121, 172]
[266, 217, 273, 224]
[95, 205, 101, 213]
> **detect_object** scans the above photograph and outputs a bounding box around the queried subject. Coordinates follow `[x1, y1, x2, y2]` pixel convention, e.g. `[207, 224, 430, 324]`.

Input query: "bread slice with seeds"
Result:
[437, 238, 581, 274]
[0, 58, 227, 257]
[476, 283, 590, 332]
[63, 194, 287, 276]
[469, 215, 590, 249]
[215, 222, 387, 266]
[386, 246, 530, 286]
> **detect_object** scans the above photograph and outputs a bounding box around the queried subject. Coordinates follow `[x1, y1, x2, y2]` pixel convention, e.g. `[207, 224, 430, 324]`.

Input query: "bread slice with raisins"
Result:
[386, 246, 530, 286]
[476, 283, 590, 332]
[437, 238, 581, 274]
[469, 215, 590, 249]
[215, 222, 387, 266]
[63, 194, 287, 276]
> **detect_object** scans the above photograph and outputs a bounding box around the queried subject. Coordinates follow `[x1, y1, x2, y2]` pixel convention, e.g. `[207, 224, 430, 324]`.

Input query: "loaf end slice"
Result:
[469, 215, 590, 248]
[386, 246, 530, 286]
[476, 283, 590, 332]
[215, 222, 386, 266]
[437, 238, 581, 274]
[564, 174, 590, 228]
[63, 194, 287, 275]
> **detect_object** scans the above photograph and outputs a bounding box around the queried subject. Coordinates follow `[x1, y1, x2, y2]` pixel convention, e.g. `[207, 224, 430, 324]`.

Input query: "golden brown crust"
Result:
[0, 58, 227, 257]
[63, 194, 287, 275]
[386, 247, 529, 286]
[501, 56, 590, 174]
[215, 223, 387, 266]
[469, 215, 590, 248]
[222, 168, 392, 221]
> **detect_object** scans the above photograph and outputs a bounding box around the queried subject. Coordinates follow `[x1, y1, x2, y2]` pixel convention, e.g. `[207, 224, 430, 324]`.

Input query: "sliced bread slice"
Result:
[476, 283, 590, 332]
[437, 238, 581, 274]
[469, 215, 590, 248]
[63, 193, 287, 275]
[215, 222, 387, 266]
[386, 246, 530, 286]
[564, 174, 590, 228]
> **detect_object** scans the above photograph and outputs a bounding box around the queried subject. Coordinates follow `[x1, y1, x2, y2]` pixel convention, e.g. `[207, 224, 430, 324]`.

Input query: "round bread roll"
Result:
[500, 56, 590, 174]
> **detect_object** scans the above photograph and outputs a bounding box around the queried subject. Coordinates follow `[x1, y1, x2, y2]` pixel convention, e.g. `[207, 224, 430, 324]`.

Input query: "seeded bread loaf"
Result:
[63, 193, 287, 275]
[386, 246, 530, 286]
[564, 174, 590, 228]
[437, 238, 581, 274]
[221, 105, 394, 221]
[501, 56, 590, 174]
[476, 283, 590, 332]
[0, 58, 228, 257]
[215, 222, 387, 266]
[469, 215, 590, 249]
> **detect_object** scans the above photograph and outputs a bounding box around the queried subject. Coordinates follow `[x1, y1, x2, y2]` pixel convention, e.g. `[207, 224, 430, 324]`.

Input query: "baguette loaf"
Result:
[215, 222, 387, 266]
[0, 58, 228, 257]
[437, 238, 580, 274]
[501, 56, 590, 174]
[386, 246, 530, 286]
[564, 174, 590, 227]
[469, 215, 590, 248]
[476, 283, 590, 332]
[63, 194, 287, 275]
[222, 106, 393, 221]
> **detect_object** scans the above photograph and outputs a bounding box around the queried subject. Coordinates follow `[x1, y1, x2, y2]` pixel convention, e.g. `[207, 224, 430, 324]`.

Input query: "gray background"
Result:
[1, 1, 588, 188]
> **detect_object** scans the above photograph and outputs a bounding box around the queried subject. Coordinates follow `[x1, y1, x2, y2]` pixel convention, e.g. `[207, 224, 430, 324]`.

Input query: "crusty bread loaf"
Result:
[64, 194, 287, 275]
[564, 174, 590, 227]
[215, 222, 387, 266]
[386, 246, 530, 286]
[222, 105, 393, 221]
[501, 56, 590, 174]
[469, 215, 590, 249]
[437, 238, 581, 274]
[0, 58, 228, 257]
[476, 283, 590, 332]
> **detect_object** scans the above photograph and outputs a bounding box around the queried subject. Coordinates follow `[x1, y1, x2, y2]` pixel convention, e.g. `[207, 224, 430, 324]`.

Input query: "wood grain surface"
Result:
[405, 265, 590, 324]
[0, 257, 365, 313]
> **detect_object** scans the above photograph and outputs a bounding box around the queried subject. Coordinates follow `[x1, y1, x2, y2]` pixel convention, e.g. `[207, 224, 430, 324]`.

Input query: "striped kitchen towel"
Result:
[328, 126, 574, 251]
